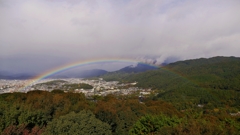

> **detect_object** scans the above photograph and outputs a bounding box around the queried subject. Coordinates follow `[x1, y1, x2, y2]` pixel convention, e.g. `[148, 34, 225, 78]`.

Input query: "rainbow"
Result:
[19, 57, 159, 91]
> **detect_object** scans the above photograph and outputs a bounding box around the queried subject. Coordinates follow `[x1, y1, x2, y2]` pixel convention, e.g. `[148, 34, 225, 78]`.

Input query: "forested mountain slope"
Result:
[101, 56, 240, 109]
[166, 56, 240, 91]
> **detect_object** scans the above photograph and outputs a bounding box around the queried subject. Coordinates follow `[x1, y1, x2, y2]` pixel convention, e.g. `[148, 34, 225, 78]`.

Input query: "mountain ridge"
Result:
[117, 63, 158, 73]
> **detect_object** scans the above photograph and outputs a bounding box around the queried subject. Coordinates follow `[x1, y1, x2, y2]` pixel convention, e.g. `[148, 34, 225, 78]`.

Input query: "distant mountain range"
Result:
[50, 69, 108, 78]
[118, 63, 158, 73]
[0, 71, 35, 80]
[3, 56, 238, 80]
[0, 62, 158, 79]
[45, 63, 158, 78]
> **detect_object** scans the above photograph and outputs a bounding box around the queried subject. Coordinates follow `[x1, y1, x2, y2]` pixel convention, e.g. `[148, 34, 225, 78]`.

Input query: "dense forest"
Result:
[1, 56, 240, 134]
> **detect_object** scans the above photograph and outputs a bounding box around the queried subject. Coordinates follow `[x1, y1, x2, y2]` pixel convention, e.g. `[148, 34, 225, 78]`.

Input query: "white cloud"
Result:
[0, 0, 240, 73]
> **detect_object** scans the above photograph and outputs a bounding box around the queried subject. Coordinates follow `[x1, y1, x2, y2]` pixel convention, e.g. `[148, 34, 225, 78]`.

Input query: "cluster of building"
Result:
[0, 79, 29, 94]
[0, 78, 152, 97]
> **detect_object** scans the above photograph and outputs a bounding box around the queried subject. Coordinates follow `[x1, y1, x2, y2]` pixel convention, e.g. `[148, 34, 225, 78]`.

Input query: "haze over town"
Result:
[1, 0, 240, 75]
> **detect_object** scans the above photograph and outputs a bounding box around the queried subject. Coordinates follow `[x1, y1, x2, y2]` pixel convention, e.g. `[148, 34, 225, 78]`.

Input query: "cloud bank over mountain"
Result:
[1, 0, 240, 73]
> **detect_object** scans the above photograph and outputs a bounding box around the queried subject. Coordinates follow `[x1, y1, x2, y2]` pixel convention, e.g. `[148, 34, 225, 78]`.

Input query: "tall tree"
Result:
[43, 110, 112, 135]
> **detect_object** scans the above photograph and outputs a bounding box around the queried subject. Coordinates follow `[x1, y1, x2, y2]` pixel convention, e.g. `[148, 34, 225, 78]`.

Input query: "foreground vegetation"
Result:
[1, 56, 240, 134]
[0, 91, 240, 135]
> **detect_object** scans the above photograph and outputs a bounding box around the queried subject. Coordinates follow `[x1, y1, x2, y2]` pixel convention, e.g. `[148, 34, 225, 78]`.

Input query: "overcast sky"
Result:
[1, 0, 240, 74]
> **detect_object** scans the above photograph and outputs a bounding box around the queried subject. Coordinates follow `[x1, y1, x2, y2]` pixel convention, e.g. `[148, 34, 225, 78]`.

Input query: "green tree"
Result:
[43, 110, 112, 135]
[129, 114, 181, 135]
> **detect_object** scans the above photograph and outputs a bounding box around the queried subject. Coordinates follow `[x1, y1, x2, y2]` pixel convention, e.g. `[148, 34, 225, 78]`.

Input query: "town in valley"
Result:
[0, 78, 153, 97]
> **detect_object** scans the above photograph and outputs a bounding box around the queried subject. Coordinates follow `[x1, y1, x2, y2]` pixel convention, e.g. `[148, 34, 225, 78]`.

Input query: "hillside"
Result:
[166, 56, 240, 91]
[101, 56, 240, 109]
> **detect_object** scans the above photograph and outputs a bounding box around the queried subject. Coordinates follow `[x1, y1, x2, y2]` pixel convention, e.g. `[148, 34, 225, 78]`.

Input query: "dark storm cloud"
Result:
[1, 0, 240, 73]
